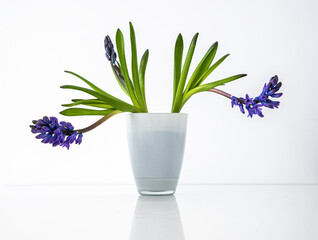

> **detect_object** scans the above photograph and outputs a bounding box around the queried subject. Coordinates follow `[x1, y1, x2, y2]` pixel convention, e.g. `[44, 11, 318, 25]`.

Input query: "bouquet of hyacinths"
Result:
[30, 23, 282, 149]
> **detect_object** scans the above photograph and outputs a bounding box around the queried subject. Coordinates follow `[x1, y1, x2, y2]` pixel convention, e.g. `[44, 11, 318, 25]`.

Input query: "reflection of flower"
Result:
[231, 75, 283, 118]
[30, 116, 83, 149]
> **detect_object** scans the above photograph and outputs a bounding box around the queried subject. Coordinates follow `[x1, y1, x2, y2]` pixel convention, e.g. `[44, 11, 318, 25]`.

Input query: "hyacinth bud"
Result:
[270, 75, 278, 86]
[111, 51, 116, 64]
[104, 35, 117, 64]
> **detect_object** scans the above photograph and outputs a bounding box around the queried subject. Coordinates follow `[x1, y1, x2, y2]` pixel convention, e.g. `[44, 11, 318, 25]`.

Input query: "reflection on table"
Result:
[130, 195, 185, 240]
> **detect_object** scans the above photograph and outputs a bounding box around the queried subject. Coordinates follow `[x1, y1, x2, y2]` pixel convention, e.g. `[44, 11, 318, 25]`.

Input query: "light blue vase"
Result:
[126, 113, 188, 196]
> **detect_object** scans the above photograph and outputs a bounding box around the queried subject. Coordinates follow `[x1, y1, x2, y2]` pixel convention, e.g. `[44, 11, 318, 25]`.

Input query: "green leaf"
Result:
[60, 108, 113, 116]
[181, 74, 247, 106]
[60, 85, 142, 113]
[192, 53, 230, 88]
[173, 34, 184, 104]
[172, 33, 199, 112]
[64, 71, 110, 96]
[116, 28, 140, 108]
[139, 49, 149, 106]
[111, 63, 129, 96]
[72, 98, 104, 103]
[62, 99, 114, 109]
[184, 41, 218, 94]
[129, 22, 146, 111]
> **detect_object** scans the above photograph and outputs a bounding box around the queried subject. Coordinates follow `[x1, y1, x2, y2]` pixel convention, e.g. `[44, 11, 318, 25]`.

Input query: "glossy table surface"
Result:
[0, 184, 317, 240]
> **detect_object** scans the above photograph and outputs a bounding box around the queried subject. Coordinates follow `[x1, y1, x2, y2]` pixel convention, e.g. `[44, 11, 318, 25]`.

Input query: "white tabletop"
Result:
[0, 184, 317, 240]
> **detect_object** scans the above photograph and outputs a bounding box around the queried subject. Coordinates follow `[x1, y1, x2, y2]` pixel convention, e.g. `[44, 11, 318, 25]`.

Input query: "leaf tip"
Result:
[116, 28, 122, 35]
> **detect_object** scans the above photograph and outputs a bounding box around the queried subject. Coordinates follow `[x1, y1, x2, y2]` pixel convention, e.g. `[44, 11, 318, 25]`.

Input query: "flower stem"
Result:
[76, 110, 122, 134]
[208, 88, 245, 104]
[208, 88, 231, 99]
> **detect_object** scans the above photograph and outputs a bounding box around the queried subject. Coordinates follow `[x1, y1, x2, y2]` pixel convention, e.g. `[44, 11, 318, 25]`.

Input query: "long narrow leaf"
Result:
[172, 33, 199, 112]
[71, 99, 107, 103]
[116, 29, 140, 108]
[62, 99, 113, 109]
[173, 34, 184, 104]
[60, 108, 113, 116]
[129, 22, 145, 111]
[60, 85, 142, 113]
[64, 71, 110, 96]
[192, 53, 230, 88]
[111, 63, 129, 96]
[184, 41, 218, 94]
[181, 74, 247, 106]
[139, 49, 149, 105]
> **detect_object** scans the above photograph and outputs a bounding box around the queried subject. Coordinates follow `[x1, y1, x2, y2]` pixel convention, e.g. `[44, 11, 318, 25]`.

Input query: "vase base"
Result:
[134, 178, 178, 196]
[139, 190, 175, 196]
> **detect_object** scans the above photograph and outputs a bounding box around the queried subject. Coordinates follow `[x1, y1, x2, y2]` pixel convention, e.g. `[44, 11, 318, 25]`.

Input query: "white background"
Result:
[0, 0, 317, 184]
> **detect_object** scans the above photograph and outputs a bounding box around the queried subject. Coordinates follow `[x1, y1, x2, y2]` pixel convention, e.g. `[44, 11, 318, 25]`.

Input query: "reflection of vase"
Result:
[126, 113, 188, 196]
[130, 196, 185, 240]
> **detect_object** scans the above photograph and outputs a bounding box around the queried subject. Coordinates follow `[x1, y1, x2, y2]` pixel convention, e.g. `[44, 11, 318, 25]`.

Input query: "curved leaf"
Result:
[62, 99, 113, 109]
[192, 53, 230, 88]
[111, 63, 129, 96]
[60, 85, 142, 113]
[181, 74, 247, 107]
[184, 41, 218, 94]
[116, 28, 140, 108]
[64, 71, 109, 96]
[139, 49, 149, 106]
[129, 22, 145, 111]
[173, 34, 184, 103]
[172, 33, 199, 112]
[60, 108, 113, 116]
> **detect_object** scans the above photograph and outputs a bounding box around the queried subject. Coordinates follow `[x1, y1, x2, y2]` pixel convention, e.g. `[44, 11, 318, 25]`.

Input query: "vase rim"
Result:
[127, 113, 188, 115]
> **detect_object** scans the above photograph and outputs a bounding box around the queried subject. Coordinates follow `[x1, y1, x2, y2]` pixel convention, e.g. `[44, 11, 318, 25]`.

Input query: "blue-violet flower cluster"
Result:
[104, 35, 116, 64]
[231, 75, 282, 118]
[30, 116, 83, 149]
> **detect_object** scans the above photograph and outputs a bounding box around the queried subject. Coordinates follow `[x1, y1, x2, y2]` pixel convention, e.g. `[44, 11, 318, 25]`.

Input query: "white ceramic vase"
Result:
[126, 113, 188, 195]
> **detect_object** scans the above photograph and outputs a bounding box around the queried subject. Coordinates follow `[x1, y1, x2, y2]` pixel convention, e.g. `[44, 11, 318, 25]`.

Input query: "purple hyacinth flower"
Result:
[238, 102, 245, 114]
[111, 51, 117, 64]
[250, 104, 264, 118]
[75, 133, 83, 144]
[103, 35, 127, 90]
[30, 116, 83, 149]
[104, 35, 117, 64]
[270, 75, 278, 86]
[244, 94, 254, 107]
[230, 75, 282, 118]
[231, 96, 239, 108]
